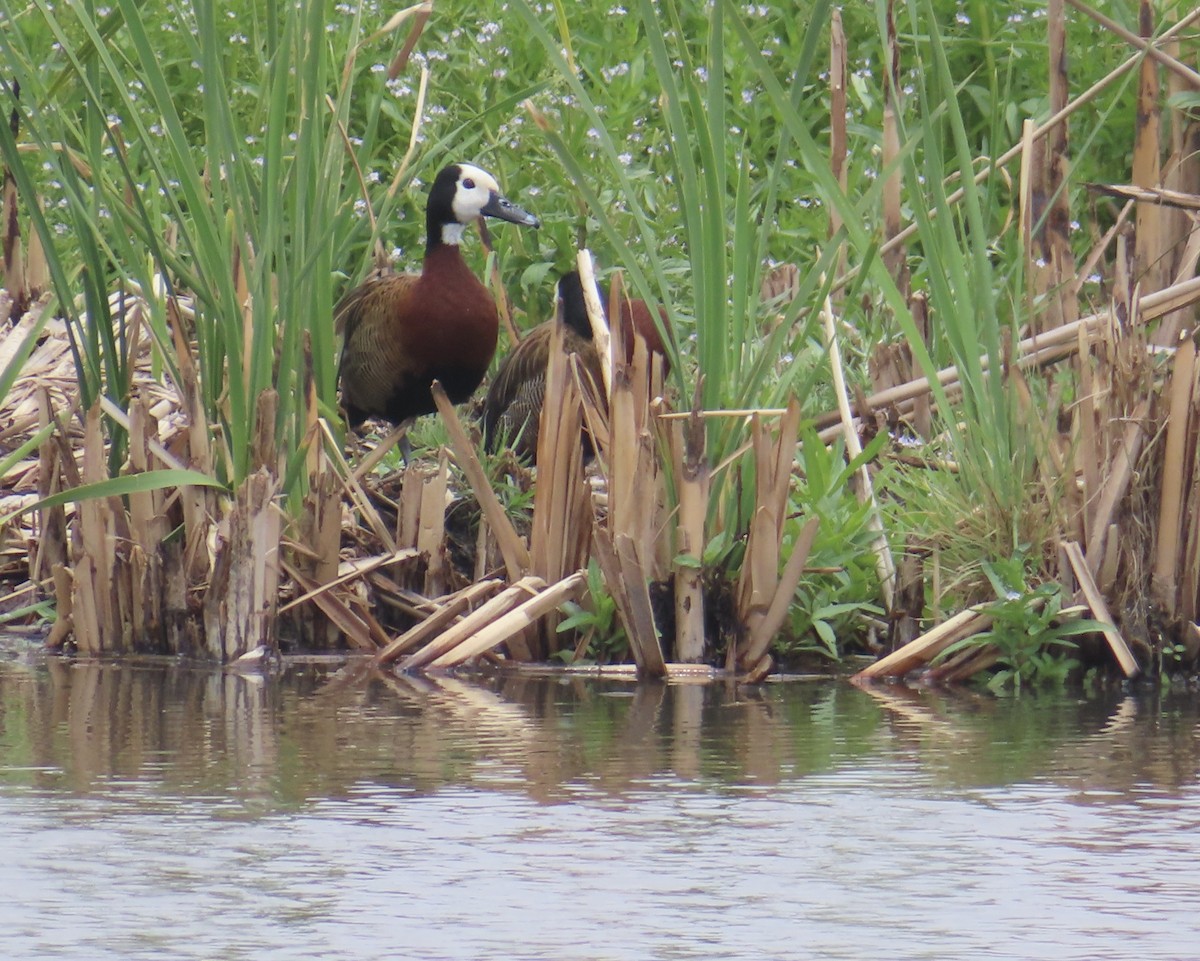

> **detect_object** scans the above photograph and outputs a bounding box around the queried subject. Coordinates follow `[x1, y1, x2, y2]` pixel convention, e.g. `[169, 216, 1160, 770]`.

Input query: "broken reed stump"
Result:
[526, 328, 592, 661]
[585, 261, 668, 678]
[669, 382, 708, 664]
[731, 399, 820, 676]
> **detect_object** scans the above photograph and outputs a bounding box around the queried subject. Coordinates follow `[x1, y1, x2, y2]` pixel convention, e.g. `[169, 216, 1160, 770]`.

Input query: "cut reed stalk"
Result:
[428, 570, 587, 668]
[527, 325, 592, 660]
[671, 387, 707, 663]
[400, 575, 547, 671]
[852, 606, 995, 680]
[880, 0, 906, 296]
[203, 466, 281, 660]
[820, 290, 895, 609]
[1083, 397, 1152, 581]
[739, 516, 820, 670]
[732, 399, 805, 672]
[591, 526, 666, 677]
[280, 557, 383, 653]
[415, 449, 450, 598]
[1061, 539, 1140, 677]
[432, 380, 530, 580]
[1152, 334, 1197, 616]
[371, 578, 504, 668]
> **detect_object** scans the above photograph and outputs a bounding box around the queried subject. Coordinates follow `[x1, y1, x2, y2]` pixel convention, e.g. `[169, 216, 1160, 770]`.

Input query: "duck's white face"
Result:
[450, 164, 502, 225]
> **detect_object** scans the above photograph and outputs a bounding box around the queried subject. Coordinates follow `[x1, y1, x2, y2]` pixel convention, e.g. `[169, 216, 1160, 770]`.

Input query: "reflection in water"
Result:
[1, 647, 1199, 961]
[2, 656, 891, 805]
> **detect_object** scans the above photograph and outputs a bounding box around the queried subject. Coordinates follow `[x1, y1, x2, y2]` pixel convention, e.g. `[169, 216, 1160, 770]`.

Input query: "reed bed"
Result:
[1, 0, 1199, 686]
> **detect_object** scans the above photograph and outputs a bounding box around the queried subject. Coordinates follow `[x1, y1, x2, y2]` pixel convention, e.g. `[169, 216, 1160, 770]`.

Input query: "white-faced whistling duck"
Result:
[482, 269, 671, 462]
[336, 162, 540, 430]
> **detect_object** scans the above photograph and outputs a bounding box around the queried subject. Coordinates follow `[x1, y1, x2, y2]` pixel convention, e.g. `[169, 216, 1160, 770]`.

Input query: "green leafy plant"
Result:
[556, 558, 627, 663]
[937, 553, 1099, 691]
[777, 428, 887, 661]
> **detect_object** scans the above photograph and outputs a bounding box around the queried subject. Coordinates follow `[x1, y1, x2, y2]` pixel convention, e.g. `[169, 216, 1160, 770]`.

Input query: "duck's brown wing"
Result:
[483, 323, 554, 455]
[336, 271, 420, 424]
[484, 323, 607, 463]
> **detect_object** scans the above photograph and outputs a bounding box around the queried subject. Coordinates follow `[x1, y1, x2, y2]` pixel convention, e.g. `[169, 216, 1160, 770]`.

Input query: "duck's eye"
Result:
[463, 178, 476, 189]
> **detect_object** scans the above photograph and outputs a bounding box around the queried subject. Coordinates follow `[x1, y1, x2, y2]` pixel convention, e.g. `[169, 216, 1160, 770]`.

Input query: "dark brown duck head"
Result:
[336, 162, 540, 430]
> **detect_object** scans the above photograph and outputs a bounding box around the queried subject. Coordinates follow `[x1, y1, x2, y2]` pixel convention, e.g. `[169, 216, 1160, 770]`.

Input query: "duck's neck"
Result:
[425, 211, 467, 257]
[422, 237, 478, 284]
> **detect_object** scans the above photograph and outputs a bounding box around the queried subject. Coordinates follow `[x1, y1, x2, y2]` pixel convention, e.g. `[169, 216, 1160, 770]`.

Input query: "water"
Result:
[1, 643, 1199, 960]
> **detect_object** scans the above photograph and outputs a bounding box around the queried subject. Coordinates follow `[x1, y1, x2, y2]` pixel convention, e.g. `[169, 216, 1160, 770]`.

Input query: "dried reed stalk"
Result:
[585, 526, 662, 676]
[1061, 539, 1140, 677]
[428, 570, 587, 668]
[577, 250, 612, 397]
[530, 330, 589, 583]
[1084, 397, 1151, 583]
[1132, 1, 1166, 295]
[1064, 0, 1200, 87]
[280, 548, 418, 613]
[351, 421, 410, 481]
[831, 5, 1200, 305]
[732, 400, 810, 672]
[432, 379, 530, 580]
[296, 461, 344, 648]
[829, 8, 848, 296]
[1088, 183, 1200, 211]
[1076, 322, 1101, 541]
[1042, 0, 1078, 330]
[1183, 440, 1200, 624]
[317, 418, 396, 551]
[281, 557, 384, 652]
[1163, 22, 1200, 294]
[43, 565, 73, 650]
[371, 578, 503, 667]
[74, 403, 116, 653]
[126, 396, 166, 644]
[203, 465, 281, 659]
[2, 90, 46, 317]
[416, 448, 450, 596]
[1152, 334, 1197, 616]
[527, 324, 592, 659]
[852, 605, 995, 680]
[581, 258, 668, 673]
[399, 575, 546, 671]
[927, 644, 1001, 684]
[739, 516, 820, 669]
[671, 385, 707, 663]
[801, 275, 1200, 440]
[820, 290, 895, 608]
[33, 387, 67, 585]
[880, 0, 907, 295]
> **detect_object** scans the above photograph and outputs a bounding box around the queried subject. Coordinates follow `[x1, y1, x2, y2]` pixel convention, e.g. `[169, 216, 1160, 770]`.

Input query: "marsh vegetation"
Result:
[1, 0, 1198, 686]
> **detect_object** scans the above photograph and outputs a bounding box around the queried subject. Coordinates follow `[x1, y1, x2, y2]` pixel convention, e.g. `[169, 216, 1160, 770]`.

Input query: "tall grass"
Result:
[4, 0, 350, 489]
[0, 1, 536, 488]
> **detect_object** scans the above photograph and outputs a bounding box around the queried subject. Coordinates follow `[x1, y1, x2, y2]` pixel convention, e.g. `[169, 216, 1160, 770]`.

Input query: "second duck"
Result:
[482, 269, 670, 462]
